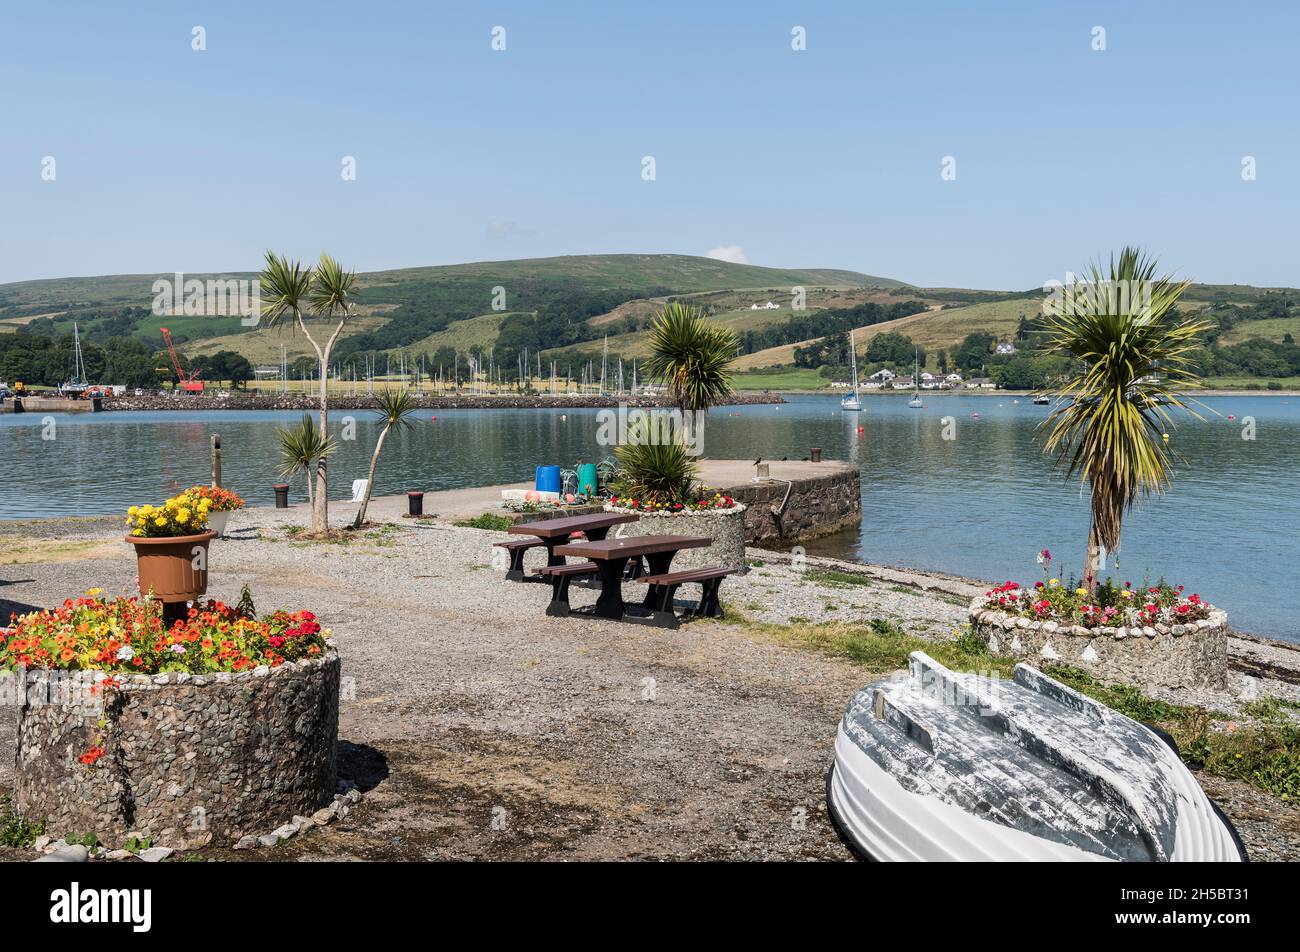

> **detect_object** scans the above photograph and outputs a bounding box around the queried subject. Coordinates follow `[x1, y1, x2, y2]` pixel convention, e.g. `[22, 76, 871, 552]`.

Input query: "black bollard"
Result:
[273, 483, 290, 508]
[810, 447, 823, 463]
[407, 491, 424, 516]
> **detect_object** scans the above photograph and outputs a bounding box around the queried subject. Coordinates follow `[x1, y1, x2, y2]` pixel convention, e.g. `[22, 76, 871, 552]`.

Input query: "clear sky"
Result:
[2, 1, 1297, 289]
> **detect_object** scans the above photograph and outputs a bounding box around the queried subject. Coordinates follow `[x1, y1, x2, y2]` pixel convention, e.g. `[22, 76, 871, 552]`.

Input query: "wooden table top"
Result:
[552, 534, 712, 560]
[508, 511, 640, 538]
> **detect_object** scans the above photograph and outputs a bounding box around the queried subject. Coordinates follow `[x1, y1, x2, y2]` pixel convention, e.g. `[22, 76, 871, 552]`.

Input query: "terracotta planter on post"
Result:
[126, 531, 218, 604]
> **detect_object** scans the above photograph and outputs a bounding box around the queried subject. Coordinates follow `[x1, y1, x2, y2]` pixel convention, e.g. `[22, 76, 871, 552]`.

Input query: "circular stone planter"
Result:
[12, 651, 340, 848]
[969, 600, 1229, 690]
[126, 531, 217, 603]
[606, 503, 748, 573]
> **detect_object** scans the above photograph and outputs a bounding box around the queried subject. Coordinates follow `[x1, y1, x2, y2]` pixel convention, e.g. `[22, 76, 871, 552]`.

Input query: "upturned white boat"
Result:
[827, 651, 1247, 862]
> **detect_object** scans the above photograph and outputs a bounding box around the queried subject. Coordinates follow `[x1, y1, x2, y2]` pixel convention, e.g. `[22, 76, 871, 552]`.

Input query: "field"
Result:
[731, 368, 829, 390]
[1219, 316, 1300, 345]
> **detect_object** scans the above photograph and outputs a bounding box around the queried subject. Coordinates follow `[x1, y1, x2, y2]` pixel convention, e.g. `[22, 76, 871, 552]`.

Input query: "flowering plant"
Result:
[979, 551, 1213, 629]
[607, 491, 739, 513]
[125, 492, 212, 537]
[0, 591, 330, 674]
[184, 485, 244, 513]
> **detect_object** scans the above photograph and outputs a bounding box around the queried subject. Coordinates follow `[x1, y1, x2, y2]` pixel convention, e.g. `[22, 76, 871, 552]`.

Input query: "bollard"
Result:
[407, 491, 424, 516]
[273, 483, 290, 508]
[211, 434, 222, 487]
[810, 447, 822, 463]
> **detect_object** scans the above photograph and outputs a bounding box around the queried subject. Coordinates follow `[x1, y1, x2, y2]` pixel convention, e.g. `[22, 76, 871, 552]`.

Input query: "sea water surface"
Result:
[1, 395, 1297, 639]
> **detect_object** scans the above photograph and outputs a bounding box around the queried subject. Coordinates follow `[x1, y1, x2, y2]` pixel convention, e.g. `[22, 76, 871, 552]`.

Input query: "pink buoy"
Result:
[430, 415, 437, 421]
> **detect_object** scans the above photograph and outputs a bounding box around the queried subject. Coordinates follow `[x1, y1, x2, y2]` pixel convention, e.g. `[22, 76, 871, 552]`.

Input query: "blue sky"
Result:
[2, 1, 1297, 288]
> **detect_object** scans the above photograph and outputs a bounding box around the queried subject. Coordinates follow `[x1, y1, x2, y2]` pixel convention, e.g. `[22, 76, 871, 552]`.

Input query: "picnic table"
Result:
[500, 511, 640, 581]
[550, 534, 712, 623]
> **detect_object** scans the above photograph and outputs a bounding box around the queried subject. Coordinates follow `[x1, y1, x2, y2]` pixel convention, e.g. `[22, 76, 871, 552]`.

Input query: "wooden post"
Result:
[211, 434, 222, 488]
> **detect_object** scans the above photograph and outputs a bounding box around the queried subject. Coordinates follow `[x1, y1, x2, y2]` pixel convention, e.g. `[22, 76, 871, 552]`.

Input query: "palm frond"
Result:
[373, 388, 419, 430]
[257, 251, 315, 331]
[308, 252, 358, 318]
[275, 414, 337, 480]
[1039, 246, 1209, 552]
[644, 302, 738, 414]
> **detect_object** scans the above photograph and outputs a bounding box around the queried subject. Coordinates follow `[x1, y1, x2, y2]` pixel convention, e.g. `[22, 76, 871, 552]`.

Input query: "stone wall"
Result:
[13, 652, 340, 847]
[612, 506, 748, 573]
[723, 467, 861, 546]
[969, 602, 1229, 690]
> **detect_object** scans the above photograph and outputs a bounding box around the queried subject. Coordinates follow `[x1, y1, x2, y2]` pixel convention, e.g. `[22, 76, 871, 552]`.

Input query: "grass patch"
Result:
[743, 617, 1016, 677]
[455, 513, 514, 532]
[1045, 663, 1300, 803]
[806, 569, 873, 589]
[0, 796, 44, 848]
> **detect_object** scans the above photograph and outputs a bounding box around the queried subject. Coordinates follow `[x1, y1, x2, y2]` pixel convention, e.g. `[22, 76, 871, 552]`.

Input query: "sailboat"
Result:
[908, 349, 923, 408]
[59, 323, 89, 397]
[840, 330, 862, 411]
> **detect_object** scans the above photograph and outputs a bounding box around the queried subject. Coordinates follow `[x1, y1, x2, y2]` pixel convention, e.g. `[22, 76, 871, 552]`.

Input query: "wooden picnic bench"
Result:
[550, 534, 712, 627]
[498, 511, 639, 581]
[632, 565, 737, 625]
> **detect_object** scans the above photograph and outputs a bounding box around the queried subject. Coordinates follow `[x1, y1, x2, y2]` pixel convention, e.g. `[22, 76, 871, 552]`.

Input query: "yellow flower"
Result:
[132, 529, 144, 536]
[128, 506, 139, 517]
[177, 509, 191, 523]
[1048, 578, 1059, 587]
[1121, 590, 1135, 599]
[86, 588, 103, 597]
[1075, 587, 1087, 596]
[155, 517, 167, 527]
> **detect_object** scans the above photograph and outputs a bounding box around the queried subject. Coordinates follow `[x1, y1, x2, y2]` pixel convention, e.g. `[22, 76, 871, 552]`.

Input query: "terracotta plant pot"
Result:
[126, 531, 218, 603]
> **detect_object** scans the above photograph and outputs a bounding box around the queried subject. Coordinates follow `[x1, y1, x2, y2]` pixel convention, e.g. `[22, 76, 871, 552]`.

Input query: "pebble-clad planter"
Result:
[969, 600, 1229, 690]
[605, 504, 748, 573]
[12, 650, 340, 848]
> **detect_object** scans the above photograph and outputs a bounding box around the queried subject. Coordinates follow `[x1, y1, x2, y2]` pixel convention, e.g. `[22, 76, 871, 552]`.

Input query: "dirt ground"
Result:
[3, 504, 1298, 862]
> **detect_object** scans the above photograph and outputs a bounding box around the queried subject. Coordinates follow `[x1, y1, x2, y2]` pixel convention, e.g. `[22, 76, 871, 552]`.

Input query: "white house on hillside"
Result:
[995, 341, 1017, 355]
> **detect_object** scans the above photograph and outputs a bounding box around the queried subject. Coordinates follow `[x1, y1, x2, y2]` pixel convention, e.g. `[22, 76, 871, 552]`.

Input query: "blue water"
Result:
[1, 395, 1297, 639]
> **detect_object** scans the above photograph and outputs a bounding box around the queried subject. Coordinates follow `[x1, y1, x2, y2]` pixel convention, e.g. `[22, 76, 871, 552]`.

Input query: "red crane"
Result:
[159, 328, 205, 393]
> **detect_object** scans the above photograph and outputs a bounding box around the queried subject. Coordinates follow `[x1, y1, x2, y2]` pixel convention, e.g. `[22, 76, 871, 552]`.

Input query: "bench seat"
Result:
[538, 562, 600, 617]
[632, 565, 735, 621]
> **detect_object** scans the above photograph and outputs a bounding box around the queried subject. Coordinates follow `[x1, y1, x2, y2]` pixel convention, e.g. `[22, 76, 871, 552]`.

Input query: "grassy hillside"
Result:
[0, 254, 898, 363]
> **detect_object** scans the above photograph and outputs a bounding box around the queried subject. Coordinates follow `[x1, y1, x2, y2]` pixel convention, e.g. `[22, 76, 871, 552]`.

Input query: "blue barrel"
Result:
[577, 463, 598, 496]
[535, 465, 561, 494]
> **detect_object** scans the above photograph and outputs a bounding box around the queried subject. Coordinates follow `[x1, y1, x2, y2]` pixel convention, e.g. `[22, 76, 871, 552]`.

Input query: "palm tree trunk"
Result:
[353, 425, 390, 528]
[1084, 521, 1103, 592]
[314, 348, 331, 534]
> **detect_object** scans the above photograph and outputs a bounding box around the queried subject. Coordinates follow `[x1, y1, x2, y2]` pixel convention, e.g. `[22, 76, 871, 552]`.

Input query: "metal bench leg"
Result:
[651, 583, 680, 628]
[505, 547, 528, 582]
[700, 578, 725, 618]
[546, 574, 574, 617]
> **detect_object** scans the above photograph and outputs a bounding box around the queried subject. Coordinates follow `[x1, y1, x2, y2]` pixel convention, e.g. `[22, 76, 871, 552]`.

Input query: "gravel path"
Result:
[3, 506, 1298, 861]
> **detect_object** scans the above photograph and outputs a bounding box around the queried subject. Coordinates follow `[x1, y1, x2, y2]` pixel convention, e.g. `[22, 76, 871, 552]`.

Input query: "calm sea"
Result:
[2, 394, 1297, 640]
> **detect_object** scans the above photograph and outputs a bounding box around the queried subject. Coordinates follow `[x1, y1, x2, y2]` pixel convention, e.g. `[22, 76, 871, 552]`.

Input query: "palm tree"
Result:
[259, 251, 358, 534]
[276, 414, 336, 508]
[644, 302, 738, 419]
[353, 389, 419, 527]
[1039, 247, 1209, 591]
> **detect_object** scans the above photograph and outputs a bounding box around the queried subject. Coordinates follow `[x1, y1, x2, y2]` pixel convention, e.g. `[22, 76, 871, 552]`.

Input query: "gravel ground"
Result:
[2, 505, 1298, 861]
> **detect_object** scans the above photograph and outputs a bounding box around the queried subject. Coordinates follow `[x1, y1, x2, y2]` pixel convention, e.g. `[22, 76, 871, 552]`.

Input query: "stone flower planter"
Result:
[969, 600, 1229, 690]
[605, 503, 748, 573]
[13, 650, 340, 848]
[126, 530, 217, 603]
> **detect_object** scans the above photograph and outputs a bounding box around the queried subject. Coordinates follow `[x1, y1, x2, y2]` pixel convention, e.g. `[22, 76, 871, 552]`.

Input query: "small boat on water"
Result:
[827, 651, 1247, 862]
[907, 349, 923, 408]
[841, 329, 862, 411]
[1033, 394, 1051, 405]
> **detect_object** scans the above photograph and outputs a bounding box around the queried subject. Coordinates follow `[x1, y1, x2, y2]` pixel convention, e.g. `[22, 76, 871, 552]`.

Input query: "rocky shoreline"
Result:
[101, 392, 784, 412]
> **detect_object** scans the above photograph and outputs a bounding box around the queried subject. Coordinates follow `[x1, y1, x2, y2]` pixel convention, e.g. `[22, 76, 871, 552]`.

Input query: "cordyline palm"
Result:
[645, 302, 738, 417]
[259, 251, 358, 533]
[1039, 247, 1209, 591]
[276, 414, 337, 508]
[613, 414, 701, 504]
[353, 389, 419, 527]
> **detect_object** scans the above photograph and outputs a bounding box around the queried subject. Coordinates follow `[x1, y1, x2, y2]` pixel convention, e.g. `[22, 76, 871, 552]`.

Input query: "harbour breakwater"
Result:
[101, 392, 784, 412]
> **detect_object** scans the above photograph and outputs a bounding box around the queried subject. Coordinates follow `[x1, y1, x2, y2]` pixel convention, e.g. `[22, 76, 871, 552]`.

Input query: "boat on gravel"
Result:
[827, 651, 1247, 862]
